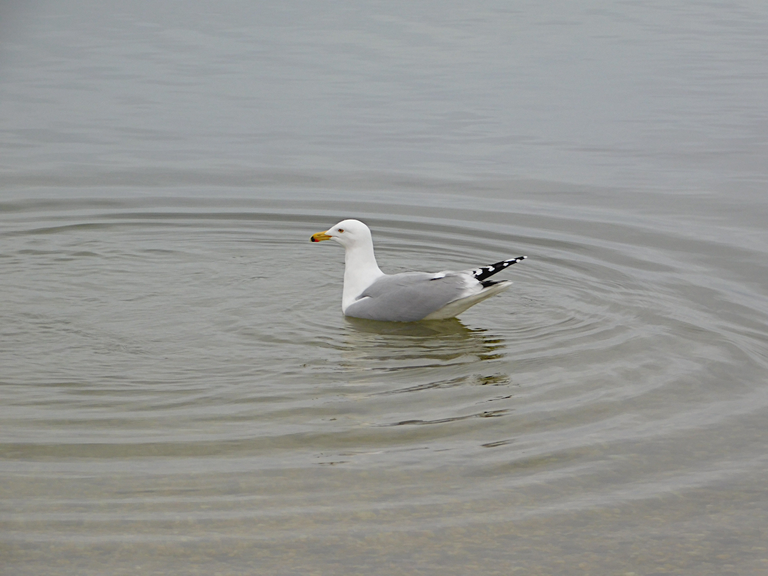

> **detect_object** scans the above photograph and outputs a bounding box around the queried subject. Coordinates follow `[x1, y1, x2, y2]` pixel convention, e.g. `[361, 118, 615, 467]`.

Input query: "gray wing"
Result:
[344, 272, 472, 322]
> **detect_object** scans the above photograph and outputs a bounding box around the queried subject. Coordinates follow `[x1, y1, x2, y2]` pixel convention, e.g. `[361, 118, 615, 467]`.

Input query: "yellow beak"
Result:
[310, 230, 332, 242]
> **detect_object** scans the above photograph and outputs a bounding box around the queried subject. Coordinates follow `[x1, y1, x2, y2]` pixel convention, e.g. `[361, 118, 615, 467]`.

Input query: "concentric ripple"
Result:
[2, 186, 767, 574]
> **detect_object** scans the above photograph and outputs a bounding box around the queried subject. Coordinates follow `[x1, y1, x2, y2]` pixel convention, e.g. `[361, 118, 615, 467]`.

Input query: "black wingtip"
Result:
[472, 256, 527, 282]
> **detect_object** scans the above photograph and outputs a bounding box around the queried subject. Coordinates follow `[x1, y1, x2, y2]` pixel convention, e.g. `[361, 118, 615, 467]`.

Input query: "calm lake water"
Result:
[2, 2, 768, 575]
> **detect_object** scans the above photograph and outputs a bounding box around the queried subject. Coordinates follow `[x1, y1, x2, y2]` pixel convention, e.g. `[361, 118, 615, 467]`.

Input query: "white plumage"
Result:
[311, 219, 526, 322]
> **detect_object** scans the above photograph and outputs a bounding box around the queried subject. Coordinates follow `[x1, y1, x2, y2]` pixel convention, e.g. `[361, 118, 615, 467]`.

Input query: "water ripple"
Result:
[2, 189, 767, 574]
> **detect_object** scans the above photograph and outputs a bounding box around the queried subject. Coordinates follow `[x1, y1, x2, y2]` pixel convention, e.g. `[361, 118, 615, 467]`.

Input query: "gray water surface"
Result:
[2, 2, 768, 575]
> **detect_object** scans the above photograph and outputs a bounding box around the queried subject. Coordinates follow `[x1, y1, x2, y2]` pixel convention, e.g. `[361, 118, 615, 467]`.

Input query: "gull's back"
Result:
[343, 272, 472, 322]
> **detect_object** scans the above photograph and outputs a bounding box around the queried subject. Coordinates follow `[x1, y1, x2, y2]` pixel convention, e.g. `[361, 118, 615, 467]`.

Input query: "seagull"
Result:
[311, 219, 526, 322]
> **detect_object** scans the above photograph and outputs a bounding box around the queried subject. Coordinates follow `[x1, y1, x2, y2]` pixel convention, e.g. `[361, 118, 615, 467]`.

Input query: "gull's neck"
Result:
[341, 240, 383, 312]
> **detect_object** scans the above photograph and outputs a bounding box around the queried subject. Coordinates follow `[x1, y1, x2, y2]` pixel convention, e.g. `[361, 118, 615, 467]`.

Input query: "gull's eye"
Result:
[338, 228, 345, 233]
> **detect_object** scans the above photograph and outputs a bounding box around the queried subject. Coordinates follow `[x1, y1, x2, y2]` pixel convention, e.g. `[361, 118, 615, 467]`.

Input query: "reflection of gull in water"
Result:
[342, 316, 507, 370]
[311, 219, 526, 322]
[344, 316, 480, 337]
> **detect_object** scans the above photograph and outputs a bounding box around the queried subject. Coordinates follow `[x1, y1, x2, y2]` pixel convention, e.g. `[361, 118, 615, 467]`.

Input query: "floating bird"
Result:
[311, 219, 526, 322]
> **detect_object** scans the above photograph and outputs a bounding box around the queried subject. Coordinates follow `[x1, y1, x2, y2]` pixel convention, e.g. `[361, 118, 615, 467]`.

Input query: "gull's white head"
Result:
[310, 219, 373, 249]
[311, 218, 384, 312]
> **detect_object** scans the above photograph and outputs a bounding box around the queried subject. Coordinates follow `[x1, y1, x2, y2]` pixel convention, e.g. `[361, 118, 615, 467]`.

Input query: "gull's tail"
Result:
[472, 256, 527, 283]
